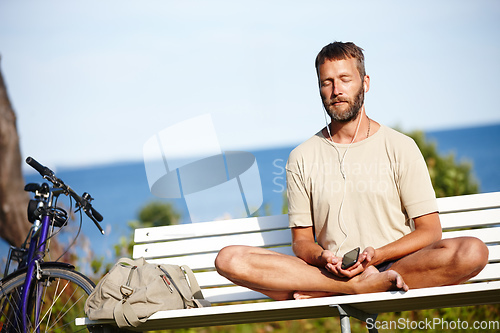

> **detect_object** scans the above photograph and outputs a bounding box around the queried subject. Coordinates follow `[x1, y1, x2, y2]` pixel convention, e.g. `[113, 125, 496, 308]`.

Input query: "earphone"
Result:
[322, 107, 364, 256]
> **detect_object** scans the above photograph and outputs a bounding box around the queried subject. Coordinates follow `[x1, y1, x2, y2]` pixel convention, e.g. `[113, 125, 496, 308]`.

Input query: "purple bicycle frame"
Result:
[20, 213, 51, 333]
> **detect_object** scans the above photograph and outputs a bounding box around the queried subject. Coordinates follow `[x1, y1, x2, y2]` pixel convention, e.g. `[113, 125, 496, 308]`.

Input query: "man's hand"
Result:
[325, 247, 376, 278]
[320, 249, 340, 271]
[359, 246, 376, 268]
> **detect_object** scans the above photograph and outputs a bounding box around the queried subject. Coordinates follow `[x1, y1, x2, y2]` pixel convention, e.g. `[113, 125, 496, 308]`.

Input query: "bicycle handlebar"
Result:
[26, 156, 50, 176]
[26, 157, 105, 235]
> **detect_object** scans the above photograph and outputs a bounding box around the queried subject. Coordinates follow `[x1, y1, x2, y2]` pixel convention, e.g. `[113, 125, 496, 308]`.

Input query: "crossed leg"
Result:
[215, 237, 488, 301]
[215, 245, 408, 301]
[291, 236, 489, 299]
[389, 236, 488, 288]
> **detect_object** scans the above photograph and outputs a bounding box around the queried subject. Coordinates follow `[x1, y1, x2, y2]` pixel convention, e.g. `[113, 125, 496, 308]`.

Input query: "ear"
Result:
[363, 75, 370, 93]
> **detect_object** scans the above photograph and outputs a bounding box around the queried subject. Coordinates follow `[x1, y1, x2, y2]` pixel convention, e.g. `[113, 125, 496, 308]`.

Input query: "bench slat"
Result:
[442, 226, 500, 244]
[143, 246, 294, 271]
[203, 286, 266, 303]
[469, 263, 500, 282]
[134, 215, 289, 243]
[133, 229, 292, 259]
[195, 271, 232, 288]
[437, 192, 500, 213]
[440, 208, 500, 230]
[145, 252, 219, 271]
[487, 244, 500, 262]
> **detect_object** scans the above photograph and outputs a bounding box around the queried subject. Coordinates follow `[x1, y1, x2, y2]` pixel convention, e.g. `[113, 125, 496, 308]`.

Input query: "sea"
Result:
[1, 123, 500, 276]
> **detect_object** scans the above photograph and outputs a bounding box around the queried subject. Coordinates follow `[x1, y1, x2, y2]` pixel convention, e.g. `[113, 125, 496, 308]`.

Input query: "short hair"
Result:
[315, 41, 366, 79]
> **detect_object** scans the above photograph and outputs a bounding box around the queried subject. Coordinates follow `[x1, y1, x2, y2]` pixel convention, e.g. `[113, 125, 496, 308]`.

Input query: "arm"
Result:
[369, 211, 442, 266]
[291, 226, 340, 268]
[332, 212, 442, 278]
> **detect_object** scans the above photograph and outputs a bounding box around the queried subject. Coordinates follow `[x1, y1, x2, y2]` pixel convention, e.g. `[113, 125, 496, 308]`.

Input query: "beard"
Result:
[323, 84, 365, 123]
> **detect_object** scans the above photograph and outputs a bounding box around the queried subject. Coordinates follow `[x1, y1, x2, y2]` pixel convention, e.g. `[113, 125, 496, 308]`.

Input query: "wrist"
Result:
[316, 250, 328, 267]
[370, 248, 384, 266]
[316, 249, 336, 267]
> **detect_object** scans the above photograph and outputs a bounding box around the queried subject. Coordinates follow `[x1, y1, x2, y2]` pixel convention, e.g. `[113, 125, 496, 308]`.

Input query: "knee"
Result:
[463, 237, 489, 268]
[449, 237, 489, 273]
[215, 245, 245, 277]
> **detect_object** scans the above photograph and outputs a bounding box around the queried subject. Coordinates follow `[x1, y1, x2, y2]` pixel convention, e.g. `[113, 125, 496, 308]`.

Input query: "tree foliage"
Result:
[406, 130, 479, 197]
[90, 201, 180, 276]
[88, 201, 181, 276]
[134, 201, 181, 228]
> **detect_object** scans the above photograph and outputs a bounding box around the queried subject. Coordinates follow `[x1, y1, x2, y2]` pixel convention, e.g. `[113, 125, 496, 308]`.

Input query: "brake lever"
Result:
[74, 191, 105, 235]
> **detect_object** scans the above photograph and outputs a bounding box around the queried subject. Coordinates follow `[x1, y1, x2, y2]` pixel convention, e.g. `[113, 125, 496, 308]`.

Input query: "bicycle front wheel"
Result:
[0, 266, 95, 333]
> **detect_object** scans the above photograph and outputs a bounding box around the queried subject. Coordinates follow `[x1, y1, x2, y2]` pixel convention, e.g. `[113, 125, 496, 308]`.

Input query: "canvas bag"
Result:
[85, 257, 210, 328]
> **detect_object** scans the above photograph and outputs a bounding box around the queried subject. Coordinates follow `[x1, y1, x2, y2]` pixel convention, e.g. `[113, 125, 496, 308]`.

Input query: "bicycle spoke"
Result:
[1, 268, 95, 333]
[0, 285, 23, 333]
[46, 280, 86, 332]
[38, 277, 74, 332]
[38, 277, 63, 331]
[51, 292, 86, 328]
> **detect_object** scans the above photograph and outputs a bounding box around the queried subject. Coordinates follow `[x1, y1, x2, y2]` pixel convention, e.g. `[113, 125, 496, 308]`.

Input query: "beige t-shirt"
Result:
[286, 125, 438, 256]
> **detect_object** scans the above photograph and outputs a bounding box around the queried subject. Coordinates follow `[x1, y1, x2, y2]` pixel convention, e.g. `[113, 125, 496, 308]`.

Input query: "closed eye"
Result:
[340, 75, 352, 83]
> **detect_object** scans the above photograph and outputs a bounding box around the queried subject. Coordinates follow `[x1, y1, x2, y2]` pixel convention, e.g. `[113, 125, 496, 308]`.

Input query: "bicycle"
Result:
[0, 157, 105, 333]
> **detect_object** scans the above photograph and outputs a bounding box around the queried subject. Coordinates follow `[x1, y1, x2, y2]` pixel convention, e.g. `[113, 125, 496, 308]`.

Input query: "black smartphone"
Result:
[341, 247, 360, 270]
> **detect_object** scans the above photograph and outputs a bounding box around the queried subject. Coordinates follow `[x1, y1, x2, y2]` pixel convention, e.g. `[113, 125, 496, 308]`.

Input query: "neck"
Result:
[325, 107, 369, 144]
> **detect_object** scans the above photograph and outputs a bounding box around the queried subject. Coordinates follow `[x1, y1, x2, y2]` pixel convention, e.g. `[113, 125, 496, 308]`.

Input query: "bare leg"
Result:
[293, 266, 407, 299]
[293, 236, 488, 299]
[215, 245, 408, 300]
[390, 237, 489, 288]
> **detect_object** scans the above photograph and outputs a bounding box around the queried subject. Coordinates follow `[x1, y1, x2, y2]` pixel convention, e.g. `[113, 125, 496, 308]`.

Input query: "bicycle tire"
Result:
[0, 266, 95, 333]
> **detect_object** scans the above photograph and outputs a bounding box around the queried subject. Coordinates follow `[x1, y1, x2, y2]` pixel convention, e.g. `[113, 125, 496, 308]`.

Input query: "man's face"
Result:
[318, 58, 369, 123]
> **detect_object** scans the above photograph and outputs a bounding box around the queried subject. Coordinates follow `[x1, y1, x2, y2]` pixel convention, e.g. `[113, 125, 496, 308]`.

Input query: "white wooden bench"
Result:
[78, 191, 500, 332]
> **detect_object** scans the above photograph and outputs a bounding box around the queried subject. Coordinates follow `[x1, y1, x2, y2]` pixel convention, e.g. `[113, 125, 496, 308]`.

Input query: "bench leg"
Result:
[333, 304, 378, 333]
[340, 313, 352, 333]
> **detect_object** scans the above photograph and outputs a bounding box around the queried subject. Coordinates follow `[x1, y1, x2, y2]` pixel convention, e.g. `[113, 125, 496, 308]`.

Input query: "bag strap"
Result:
[117, 257, 146, 267]
[180, 265, 205, 300]
[114, 299, 147, 328]
[192, 298, 212, 308]
[113, 262, 146, 328]
[159, 265, 196, 308]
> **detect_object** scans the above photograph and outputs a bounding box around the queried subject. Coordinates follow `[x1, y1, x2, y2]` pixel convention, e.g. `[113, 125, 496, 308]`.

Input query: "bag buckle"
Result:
[120, 285, 134, 299]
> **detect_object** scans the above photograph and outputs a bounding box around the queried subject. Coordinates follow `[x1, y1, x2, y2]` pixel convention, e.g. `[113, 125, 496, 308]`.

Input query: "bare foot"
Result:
[353, 266, 409, 293]
[293, 266, 408, 300]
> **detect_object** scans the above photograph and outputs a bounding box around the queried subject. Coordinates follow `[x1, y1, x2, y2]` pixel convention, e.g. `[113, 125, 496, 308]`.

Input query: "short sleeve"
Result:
[286, 152, 314, 228]
[398, 141, 438, 218]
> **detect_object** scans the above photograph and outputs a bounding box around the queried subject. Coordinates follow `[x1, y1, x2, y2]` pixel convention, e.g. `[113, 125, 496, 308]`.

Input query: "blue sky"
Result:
[1, 0, 499, 168]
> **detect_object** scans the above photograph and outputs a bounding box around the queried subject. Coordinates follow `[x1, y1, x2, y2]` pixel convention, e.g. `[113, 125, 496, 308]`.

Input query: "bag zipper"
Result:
[161, 274, 174, 293]
[158, 266, 183, 296]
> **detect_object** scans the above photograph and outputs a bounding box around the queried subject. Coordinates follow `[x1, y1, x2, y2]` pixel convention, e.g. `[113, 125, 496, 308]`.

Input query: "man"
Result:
[215, 41, 488, 301]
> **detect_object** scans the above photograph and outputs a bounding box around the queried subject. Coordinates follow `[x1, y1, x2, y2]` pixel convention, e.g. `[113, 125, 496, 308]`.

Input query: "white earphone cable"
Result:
[323, 109, 364, 256]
